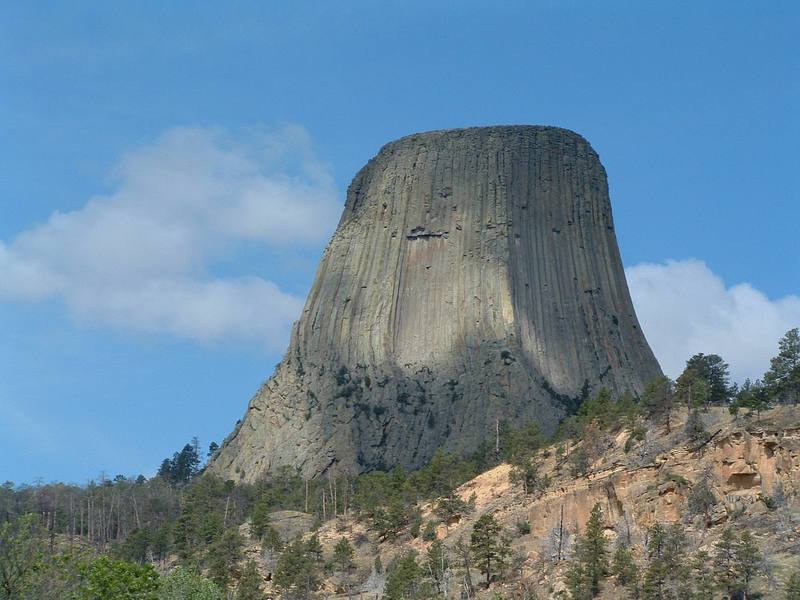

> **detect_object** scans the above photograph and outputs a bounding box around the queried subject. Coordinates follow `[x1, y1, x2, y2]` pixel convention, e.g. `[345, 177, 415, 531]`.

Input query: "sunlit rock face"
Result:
[210, 126, 662, 482]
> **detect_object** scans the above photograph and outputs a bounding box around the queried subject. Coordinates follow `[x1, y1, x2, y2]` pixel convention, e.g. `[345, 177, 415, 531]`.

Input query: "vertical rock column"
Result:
[210, 126, 662, 483]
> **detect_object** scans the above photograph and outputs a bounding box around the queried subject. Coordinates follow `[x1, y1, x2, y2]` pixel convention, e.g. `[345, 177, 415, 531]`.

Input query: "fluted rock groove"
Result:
[210, 126, 662, 482]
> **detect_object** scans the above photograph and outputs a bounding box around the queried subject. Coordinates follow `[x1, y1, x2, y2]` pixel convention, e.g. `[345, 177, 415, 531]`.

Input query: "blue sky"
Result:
[1, 2, 798, 484]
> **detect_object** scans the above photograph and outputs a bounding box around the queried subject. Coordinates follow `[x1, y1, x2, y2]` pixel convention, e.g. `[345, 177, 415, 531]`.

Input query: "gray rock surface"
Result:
[209, 126, 662, 483]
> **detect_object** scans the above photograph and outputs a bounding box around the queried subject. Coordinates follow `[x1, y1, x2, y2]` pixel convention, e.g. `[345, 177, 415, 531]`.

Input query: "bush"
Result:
[158, 567, 223, 600]
[515, 520, 531, 536]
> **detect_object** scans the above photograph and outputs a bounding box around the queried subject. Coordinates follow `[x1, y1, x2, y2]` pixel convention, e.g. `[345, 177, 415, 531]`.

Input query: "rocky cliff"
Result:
[210, 126, 662, 482]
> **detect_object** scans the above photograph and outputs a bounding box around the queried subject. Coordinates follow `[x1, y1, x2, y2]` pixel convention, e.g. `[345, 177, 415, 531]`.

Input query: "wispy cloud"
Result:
[627, 259, 800, 383]
[0, 125, 340, 347]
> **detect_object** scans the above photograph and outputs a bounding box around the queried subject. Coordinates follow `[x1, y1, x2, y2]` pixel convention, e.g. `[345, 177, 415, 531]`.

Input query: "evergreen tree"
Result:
[509, 456, 549, 495]
[384, 551, 424, 600]
[274, 538, 319, 599]
[0, 515, 45, 600]
[689, 551, 714, 600]
[641, 376, 676, 432]
[734, 379, 771, 419]
[676, 369, 711, 410]
[764, 328, 800, 405]
[250, 498, 271, 540]
[305, 533, 323, 565]
[734, 531, 762, 598]
[207, 529, 242, 588]
[207, 442, 219, 458]
[640, 522, 690, 599]
[236, 560, 262, 600]
[470, 513, 510, 586]
[333, 537, 355, 573]
[426, 539, 449, 595]
[683, 353, 733, 404]
[714, 527, 739, 597]
[610, 543, 638, 593]
[566, 504, 609, 598]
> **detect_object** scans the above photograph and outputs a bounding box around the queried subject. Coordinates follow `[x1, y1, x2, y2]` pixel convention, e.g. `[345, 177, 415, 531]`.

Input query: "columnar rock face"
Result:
[210, 126, 662, 482]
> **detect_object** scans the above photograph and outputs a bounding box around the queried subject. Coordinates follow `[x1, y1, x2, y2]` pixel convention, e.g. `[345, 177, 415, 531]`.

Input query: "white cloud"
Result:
[626, 259, 800, 383]
[0, 125, 340, 347]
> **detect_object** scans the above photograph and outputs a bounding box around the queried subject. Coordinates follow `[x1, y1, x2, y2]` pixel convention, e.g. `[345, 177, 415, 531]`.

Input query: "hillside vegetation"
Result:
[2, 329, 799, 599]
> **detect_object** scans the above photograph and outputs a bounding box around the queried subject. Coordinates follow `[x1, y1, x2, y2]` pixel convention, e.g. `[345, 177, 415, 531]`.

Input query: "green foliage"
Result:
[274, 538, 320, 599]
[426, 540, 449, 595]
[236, 560, 263, 600]
[641, 376, 676, 431]
[509, 456, 550, 495]
[499, 420, 543, 462]
[76, 556, 160, 600]
[764, 328, 800, 404]
[422, 520, 437, 541]
[713, 527, 763, 598]
[685, 551, 714, 600]
[250, 497, 272, 540]
[786, 571, 800, 600]
[731, 378, 772, 418]
[333, 537, 355, 573]
[470, 513, 510, 586]
[641, 522, 689, 599]
[0, 514, 45, 599]
[611, 543, 638, 591]
[687, 474, 716, 523]
[568, 447, 590, 477]
[684, 409, 708, 443]
[157, 440, 202, 484]
[384, 551, 427, 600]
[158, 567, 222, 600]
[434, 493, 473, 522]
[515, 520, 531, 536]
[681, 353, 733, 405]
[206, 528, 242, 588]
[713, 527, 738, 596]
[565, 504, 608, 598]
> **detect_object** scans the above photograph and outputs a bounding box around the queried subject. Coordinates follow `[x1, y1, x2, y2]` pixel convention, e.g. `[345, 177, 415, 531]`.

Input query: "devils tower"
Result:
[210, 126, 661, 482]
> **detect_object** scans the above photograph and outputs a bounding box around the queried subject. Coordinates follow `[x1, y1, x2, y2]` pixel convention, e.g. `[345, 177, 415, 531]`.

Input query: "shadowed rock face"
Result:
[210, 126, 662, 482]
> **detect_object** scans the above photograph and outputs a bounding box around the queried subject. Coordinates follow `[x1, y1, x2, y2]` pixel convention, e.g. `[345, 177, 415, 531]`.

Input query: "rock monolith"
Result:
[210, 126, 662, 482]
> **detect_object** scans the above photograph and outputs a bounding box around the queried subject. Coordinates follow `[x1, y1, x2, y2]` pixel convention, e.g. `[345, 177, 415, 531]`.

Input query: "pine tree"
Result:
[236, 560, 262, 600]
[689, 550, 715, 600]
[470, 513, 510, 586]
[683, 353, 733, 404]
[384, 551, 423, 600]
[765, 328, 800, 405]
[734, 531, 762, 599]
[207, 528, 242, 588]
[639, 522, 689, 599]
[714, 527, 739, 598]
[642, 376, 676, 432]
[566, 504, 609, 598]
[333, 537, 355, 573]
[274, 538, 318, 599]
[426, 539, 449, 595]
[611, 543, 638, 593]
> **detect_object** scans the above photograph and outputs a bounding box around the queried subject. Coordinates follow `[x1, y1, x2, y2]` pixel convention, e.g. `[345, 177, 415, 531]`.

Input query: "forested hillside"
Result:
[2, 328, 799, 599]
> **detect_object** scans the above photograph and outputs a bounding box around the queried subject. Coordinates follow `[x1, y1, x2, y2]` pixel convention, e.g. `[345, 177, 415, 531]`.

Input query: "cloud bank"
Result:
[0, 125, 341, 347]
[626, 259, 800, 383]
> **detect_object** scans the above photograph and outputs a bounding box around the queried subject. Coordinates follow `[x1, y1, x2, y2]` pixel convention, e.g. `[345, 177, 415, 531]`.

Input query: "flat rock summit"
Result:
[210, 126, 661, 482]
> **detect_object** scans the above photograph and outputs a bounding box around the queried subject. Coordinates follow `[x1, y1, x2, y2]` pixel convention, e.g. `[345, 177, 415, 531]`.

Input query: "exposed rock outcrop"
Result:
[210, 126, 662, 482]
